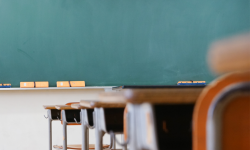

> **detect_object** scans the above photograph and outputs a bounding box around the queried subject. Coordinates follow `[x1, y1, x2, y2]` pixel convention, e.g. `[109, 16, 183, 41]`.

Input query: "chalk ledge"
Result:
[0, 86, 114, 91]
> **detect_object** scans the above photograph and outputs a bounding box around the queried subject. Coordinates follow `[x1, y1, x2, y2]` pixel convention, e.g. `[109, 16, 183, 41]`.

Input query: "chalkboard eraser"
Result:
[57, 81, 85, 87]
[177, 81, 206, 85]
[57, 81, 70, 87]
[0, 83, 11, 88]
[35, 81, 49, 88]
[20, 82, 35, 88]
[70, 81, 85, 87]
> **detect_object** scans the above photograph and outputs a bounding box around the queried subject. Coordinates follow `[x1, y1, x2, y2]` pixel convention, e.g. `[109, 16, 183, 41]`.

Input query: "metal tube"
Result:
[62, 110, 67, 150]
[112, 134, 116, 149]
[63, 122, 67, 150]
[109, 133, 113, 149]
[48, 110, 52, 150]
[86, 128, 89, 150]
[81, 109, 88, 150]
[121, 135, 127, 150]
[94, 109, 103, 150]
[129, 104, 137, 150]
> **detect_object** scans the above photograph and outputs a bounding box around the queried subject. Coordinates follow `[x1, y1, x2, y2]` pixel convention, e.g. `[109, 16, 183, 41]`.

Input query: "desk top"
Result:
[99, 87, 204, 104]
[113, 85, 205, 90]
[80, 100, 126, 108]
[43, 105, 57, 109]
[55, 105, 78, 110]
[44, 102, 80, 109]
[71, 103, 89, 109]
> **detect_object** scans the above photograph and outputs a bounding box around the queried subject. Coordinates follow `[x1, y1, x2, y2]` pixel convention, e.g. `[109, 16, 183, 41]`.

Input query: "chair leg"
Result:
[94, 108, 105, 150]
[48, 110, 52, 150]
[95, 129, 105, 150]
[121, 135, 127, 150]
[86, 128, 89, 150]
[81, 109, 89, 150]
[62, 110, 67, 150]
[63, 121, 67, 150]
[111, 134, 116, 149]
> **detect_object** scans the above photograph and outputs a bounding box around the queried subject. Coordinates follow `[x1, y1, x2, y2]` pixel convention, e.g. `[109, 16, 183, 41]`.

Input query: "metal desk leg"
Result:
[129, 103, 158, 150]
[127, 104, 138, 150]
[62, 110, 67, 150]
[112, 134, 116, 149]
[47, 110, 52, 150]
[121, 135, 127, 150]
[94, 108, 105, 150]
[87, 128, 89, 150]
[109, 133, 116, 149]
[81, 109, 89, 150]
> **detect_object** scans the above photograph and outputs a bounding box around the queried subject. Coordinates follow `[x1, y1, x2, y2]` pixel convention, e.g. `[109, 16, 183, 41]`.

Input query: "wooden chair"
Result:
[193, 33, 250, 150]
[80, 100, 126, 150]
[99, 86, 205, 150]
[193, 71, 250, 150]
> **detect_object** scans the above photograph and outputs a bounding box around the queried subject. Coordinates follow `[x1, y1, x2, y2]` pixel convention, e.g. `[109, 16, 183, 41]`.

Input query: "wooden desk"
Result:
[43, 105, 62, 150]
[43, 105, 57, 109]
[55, 105, 77, 110]
[99, 86, 204, 150]
[67, 102, 96, 150]
[80, 100, 126, 108]
[54, 104, 81, 150]
[113, 85, 205, 90]
[71, 103, 87, 109]
[80, 100, 126, 150]
[100, 87, 203, 104]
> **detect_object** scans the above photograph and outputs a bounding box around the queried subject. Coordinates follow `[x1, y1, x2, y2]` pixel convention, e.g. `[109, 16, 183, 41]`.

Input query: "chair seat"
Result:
[53, 144, 110, 149]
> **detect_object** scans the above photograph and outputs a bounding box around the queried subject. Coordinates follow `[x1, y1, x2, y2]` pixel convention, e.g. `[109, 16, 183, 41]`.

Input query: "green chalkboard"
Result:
[0, 0, 249, 87]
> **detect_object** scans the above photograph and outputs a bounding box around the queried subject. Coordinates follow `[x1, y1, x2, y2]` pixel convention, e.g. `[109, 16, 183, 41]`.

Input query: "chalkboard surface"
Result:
[0, 0, 249, 87]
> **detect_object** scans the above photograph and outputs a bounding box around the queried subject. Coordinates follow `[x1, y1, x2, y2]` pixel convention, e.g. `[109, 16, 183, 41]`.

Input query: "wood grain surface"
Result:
[71, 103, 88, 109]
[79, 100, 93, 108]
[80, 100, 126, 108]
[91, 102, 126, 108]
[99, 92, 128, 103]
[43, 105, 56, 109]
[65, 102, 79, 106]
[55, 105, 78, 110]
[99, 88, 204, 104]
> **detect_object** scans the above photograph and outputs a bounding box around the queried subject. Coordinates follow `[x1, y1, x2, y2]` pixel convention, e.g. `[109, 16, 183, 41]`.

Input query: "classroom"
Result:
[0, 0, 249, 149]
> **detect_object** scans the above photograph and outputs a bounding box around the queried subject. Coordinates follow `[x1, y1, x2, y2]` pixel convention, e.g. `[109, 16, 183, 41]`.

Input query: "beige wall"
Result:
[0, 88, 117, 150]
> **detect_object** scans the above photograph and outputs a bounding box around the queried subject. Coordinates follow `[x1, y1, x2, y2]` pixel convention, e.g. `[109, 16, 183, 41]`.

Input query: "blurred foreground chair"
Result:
[193, 33, 250, 150]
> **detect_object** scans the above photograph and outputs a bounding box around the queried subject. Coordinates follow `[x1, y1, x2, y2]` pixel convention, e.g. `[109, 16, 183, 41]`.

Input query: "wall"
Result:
[0, 88, 118, 150]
